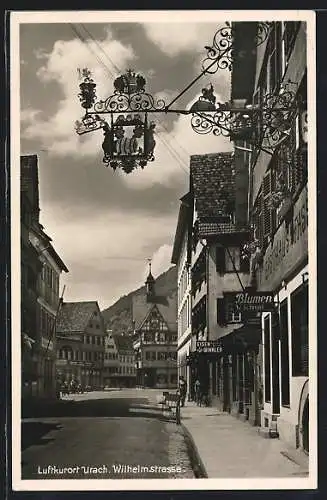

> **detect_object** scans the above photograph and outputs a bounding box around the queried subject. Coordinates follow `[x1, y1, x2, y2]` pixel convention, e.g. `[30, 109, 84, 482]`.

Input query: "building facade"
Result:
[56, 301, 106, 389]
[171, 194, 193, 398]
[112, 334, 136, 388]
[21, 154, 68, 400]
[133, 267, 178, 389]
[21, 171, 42, 398]
[103, 329, 120, 387]
[184, 153, 265, 423]
[230, 22, 309, 452]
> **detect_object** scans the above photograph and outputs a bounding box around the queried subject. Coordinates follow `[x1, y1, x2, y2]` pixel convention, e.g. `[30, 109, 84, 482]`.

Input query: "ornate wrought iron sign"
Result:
[75, 69, 164, 173]
[74, 23, 303, 171]
[189, 83, 299, 154]
[201, 22, 272, 73]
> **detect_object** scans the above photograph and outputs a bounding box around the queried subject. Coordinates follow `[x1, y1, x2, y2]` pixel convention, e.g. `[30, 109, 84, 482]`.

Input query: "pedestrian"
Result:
[194, 378, 201, 405]
[178, 376, 187, 407]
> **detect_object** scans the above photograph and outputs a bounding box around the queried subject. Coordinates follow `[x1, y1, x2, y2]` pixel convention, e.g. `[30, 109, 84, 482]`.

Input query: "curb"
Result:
[181, 421, 208, 478]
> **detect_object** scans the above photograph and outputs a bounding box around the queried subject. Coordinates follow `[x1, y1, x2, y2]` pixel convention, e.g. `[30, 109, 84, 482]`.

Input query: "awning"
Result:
[221, 324, 261, 353]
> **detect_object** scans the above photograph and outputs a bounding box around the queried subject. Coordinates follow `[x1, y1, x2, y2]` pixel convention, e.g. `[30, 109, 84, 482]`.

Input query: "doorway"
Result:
[302, 397, 309, 453]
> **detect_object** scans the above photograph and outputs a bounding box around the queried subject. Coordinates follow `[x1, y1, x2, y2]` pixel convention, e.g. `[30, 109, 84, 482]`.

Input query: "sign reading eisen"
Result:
[196, 340, 223, 353]
[233, 292, 276, 312]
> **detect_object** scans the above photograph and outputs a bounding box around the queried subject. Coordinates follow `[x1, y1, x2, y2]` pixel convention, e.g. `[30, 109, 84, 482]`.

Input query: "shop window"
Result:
[264, 316, 271, 403]
[280, 299, 290, 406]
[218, 295, 242, 324]
[226, 300, 242, 324]
[291, 283, 308, 376]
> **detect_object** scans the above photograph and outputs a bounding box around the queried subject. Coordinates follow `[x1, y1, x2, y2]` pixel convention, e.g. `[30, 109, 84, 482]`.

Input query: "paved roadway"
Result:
[21, 389, 195, 480]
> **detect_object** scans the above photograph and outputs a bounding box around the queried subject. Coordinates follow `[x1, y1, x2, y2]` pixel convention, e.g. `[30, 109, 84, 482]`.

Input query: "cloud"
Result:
[147, 244, 174, 280]
[20, 24, 233, 192]
[142, 22, 221, 57]
[41, 206, 177, 309]
[21, 31, 135, 156]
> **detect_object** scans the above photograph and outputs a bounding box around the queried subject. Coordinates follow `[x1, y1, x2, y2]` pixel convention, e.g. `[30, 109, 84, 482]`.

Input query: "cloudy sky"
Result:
[18, 13, 233, 310]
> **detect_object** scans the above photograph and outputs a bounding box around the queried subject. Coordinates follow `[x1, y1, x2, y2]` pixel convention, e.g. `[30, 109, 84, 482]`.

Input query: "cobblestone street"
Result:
[21, 389, 195, 480]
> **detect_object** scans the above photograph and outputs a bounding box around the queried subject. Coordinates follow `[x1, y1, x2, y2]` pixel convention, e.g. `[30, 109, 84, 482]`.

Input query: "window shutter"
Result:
[256, 193, 264, 248]
[217, 298, 226, 326]
[263, 171, 272, 240]
[216, 245, 225, 274]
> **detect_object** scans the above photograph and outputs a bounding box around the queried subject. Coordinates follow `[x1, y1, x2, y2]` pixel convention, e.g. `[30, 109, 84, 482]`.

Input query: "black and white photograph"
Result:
[11, 9, 316, 491]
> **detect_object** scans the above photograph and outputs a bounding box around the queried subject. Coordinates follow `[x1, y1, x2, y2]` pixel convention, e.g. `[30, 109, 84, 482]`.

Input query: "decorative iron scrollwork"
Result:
[202, 22, 273, 74]
[190, 83, 299, 153]
[78, 68, 97, 110]
[76, 68, 160, 173]
[75, 114, 106, 135]
[101, 114, 156, 173]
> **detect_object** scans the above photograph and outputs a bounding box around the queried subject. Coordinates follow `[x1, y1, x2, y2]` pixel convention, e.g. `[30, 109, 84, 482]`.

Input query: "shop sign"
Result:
[232, 292, 276, 312]
[258, 186, 308, 291]
[196, 340, 223, 353]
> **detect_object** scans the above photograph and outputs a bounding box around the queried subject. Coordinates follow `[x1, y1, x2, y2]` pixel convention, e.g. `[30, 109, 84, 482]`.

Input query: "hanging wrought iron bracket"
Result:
[74, 23, 298, 172]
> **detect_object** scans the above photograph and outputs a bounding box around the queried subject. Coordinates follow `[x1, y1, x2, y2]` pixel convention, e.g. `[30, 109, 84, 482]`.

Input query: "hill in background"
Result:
[101, 266, 177, 335]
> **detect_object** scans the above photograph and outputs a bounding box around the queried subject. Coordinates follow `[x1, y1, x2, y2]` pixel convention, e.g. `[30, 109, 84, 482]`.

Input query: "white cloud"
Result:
[142, 22, 221, 57]
[40, 205, 176, 309]
[147, 244, 173, 280]
[21, 25, 233, 190]
[21, 32, 135, 156]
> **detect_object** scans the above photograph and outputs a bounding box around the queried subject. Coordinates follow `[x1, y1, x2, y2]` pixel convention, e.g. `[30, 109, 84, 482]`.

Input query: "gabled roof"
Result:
[32, 224, 69, 273]
[57, 301, 100, 334]
[190, 153, 235, 220]
[132, 291, 177, 332]
[112, 334, 134, 353]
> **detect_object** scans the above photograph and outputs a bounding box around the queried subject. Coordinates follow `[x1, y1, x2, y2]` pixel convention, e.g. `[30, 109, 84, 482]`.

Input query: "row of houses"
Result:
[21, 154, 69, 400]
[21, 154, 139, 398]
[21, 153, 178, 396]
[172, 21, 309, 455]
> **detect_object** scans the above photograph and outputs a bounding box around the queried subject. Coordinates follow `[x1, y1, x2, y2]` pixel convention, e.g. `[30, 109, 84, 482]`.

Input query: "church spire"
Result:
[145, 259, 155, 299]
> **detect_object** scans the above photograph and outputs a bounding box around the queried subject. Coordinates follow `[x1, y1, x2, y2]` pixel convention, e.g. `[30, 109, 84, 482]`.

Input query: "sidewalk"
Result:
[179, 402, 309, 478]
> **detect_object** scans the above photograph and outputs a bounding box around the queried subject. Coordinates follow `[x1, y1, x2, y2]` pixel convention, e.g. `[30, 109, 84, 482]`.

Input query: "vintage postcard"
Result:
[10, 9, 317, 491]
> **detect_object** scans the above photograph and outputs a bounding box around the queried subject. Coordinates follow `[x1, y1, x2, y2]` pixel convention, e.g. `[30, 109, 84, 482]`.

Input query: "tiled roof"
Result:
[190, 153, 235, 219]
[112, 334, 134, 353]
[57, 301, 100, 333]
[132, 291, 177, 332]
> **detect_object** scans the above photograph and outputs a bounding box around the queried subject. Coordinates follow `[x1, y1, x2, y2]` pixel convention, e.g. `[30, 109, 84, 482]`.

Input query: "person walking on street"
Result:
[179, 375, 187, 407]
[194, 378, 201, 405]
